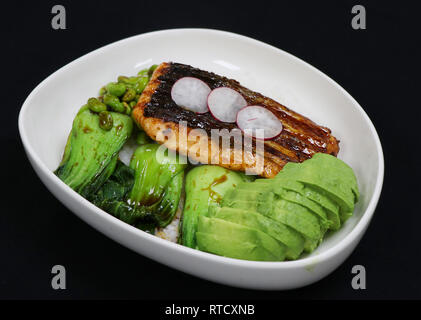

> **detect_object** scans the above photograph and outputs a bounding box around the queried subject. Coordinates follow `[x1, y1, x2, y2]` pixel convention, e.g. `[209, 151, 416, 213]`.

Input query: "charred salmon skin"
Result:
[132, 62, 339, 178]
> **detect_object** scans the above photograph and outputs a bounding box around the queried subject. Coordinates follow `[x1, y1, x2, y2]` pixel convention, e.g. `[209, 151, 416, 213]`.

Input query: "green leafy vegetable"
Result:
[55, 109, 133, 199]
[129, 144, 187, 227]
[90, 144, 186, 230]
[90, 160, 156, 232]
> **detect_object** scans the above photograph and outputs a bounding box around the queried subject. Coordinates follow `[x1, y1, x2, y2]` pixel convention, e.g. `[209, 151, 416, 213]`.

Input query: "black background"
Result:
[1, 0, 419, 300]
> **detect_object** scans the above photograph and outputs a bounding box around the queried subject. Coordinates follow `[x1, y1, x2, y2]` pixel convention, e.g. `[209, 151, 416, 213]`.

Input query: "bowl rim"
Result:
[18, 28, 384, 270]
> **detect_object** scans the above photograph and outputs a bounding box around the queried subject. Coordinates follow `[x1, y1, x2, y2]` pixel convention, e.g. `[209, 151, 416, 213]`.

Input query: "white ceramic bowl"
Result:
[18, 29, 384, 290]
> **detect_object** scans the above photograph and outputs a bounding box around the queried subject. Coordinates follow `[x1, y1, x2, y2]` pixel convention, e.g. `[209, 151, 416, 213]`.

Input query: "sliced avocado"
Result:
[273, 175, 341, 230]
[240, 178, 339, 231]
[223, 195, 323, 253]
[282, 161, 355, 219]
[207, 202, 220, 217]
[181, 166, 246, 248]
[222, 192, 275, 216]
[300, 182, 351, 223]
[270, 199, 324, 253]
[223, 189, 265, 203]
[197, 216, 286, 261]
[309, 153, 359, 202]
[196, 233, 276, 261]
[223, 189, 276, 216]
[302, 186, 342, 229]
[275, 188, 330, 230]
[200, 154, 359, 260]
[209, 207, 304, 259]
[253, 153, 359, 210]
[224, 199, 259, 212]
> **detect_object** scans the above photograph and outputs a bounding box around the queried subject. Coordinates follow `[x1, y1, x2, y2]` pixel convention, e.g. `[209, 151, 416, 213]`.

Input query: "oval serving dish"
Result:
[18, 29, 384, 290]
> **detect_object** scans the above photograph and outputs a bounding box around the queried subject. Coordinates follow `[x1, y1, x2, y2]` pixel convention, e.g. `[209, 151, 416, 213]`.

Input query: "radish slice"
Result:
[207, 87, 247, 123]
[236, 105, 283, 140]
[171, 77, 211, 113]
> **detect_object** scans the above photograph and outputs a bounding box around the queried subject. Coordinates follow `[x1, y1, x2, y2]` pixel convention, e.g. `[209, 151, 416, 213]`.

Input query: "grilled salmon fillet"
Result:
[132, 62, 339, 178]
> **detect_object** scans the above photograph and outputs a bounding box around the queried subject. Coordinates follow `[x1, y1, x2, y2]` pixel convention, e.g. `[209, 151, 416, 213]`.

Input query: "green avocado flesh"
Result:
[254, 174, 342, 230]
[235, 185, 330, 229]
[281, 153, 358, 222]
[197, 216, 286, 261]
[181, 166, 246, 249]
[196, 233, 276, 261]
[55, 109, 133, 198]
[208, 207, 304, 260]
[272, 199, 324, 248]
[193, 153, 359, 261]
